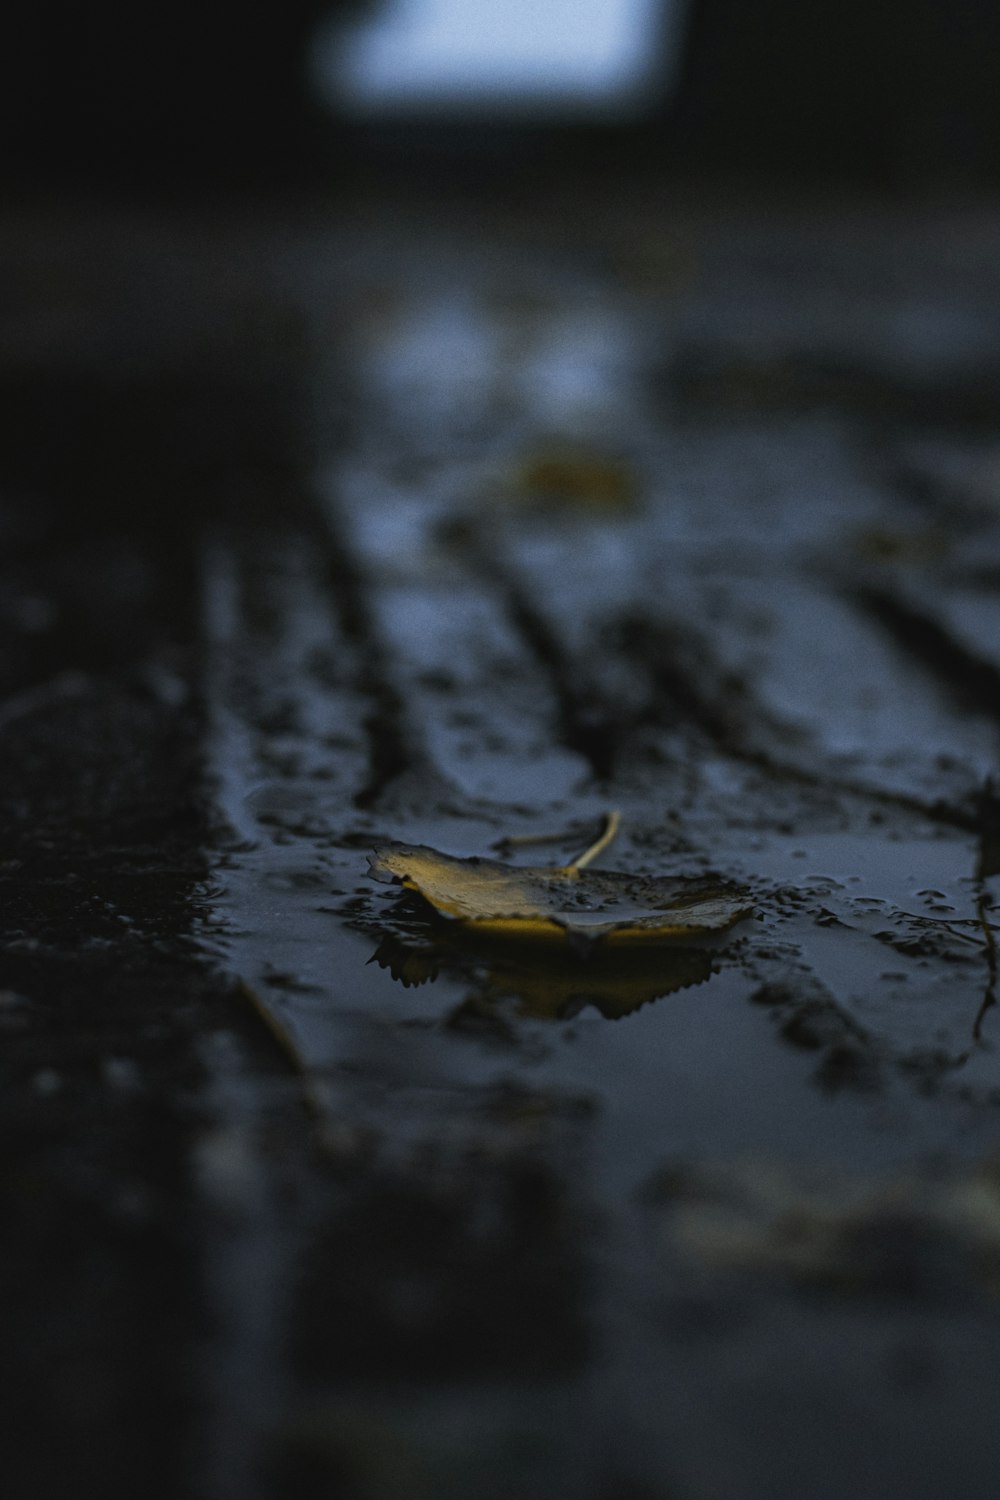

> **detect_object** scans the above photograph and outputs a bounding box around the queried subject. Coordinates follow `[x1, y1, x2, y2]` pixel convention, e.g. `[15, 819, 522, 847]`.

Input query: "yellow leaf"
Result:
[368, 813, 752, 948]
[514, 450, 636, 515]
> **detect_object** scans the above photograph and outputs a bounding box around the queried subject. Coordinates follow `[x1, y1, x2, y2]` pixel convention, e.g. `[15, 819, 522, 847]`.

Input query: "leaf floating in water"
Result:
[368, 812, 753, 947]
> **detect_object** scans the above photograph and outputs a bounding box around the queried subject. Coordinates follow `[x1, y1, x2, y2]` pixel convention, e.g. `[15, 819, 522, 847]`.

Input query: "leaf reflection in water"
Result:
[370, 931, 714, 1022]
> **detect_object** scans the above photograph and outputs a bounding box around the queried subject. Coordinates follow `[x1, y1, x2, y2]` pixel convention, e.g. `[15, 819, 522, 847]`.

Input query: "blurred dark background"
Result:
[6, 0, 1000, 189]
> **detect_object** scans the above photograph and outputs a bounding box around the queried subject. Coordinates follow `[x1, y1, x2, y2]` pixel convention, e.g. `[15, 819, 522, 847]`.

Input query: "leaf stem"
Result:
[567, 810, 622, 872]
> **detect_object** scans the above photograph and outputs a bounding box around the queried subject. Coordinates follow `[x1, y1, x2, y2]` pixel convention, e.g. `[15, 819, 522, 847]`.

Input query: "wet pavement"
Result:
[4, 179, 1000, 1497]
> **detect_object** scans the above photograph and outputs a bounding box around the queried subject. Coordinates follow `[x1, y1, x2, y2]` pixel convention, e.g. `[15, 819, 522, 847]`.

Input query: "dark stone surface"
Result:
[5, 177, 1000, 1498]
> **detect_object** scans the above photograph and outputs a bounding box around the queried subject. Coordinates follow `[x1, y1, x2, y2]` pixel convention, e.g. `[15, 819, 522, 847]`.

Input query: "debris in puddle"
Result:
[369, 812, 753, 947]
[644, 1155, 1000, 1297]
[238, 978, 326, 1115]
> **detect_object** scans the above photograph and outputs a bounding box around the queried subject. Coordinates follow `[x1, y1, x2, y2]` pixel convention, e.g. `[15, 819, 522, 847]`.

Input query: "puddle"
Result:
[201, 581, 1000, 1189]
[206, 812, 998, 1203]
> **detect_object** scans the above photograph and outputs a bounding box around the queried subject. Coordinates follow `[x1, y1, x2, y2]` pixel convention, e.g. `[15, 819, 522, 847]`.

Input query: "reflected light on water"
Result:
[316, 0, 680, 118]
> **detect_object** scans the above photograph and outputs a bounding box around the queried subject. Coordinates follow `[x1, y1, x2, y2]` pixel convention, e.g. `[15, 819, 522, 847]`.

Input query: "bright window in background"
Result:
[314, 0, 682, 120]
